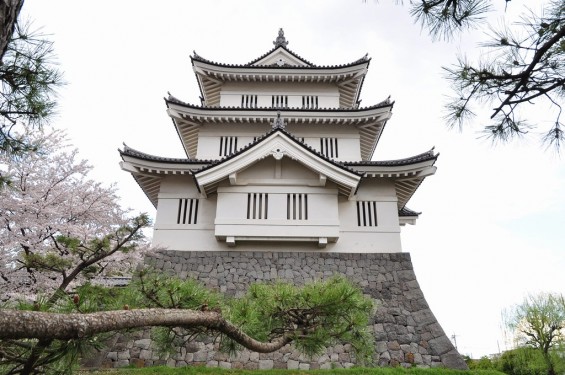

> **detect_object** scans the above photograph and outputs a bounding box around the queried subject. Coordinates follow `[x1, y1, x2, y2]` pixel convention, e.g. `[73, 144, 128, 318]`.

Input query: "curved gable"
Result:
[250, 47, 312, 67]
[193, 131, 361, 197]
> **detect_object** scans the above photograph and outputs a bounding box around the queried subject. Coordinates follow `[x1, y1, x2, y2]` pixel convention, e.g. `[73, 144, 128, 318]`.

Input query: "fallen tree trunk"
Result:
[0, 308, 291, 353]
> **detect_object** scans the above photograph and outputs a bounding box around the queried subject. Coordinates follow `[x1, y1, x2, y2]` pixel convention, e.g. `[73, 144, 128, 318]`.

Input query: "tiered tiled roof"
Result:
[191, 30, 371, 108]
[120, 29, 437, 217]
[344, 149, 437, 166]
[192, 28, 370, 69]
[165, 97, 393, 161]
[193, 48, 370, 70]
[164, 95, 393, 112]
[120, 144, 204, 164]
[399, 207, 421, 217]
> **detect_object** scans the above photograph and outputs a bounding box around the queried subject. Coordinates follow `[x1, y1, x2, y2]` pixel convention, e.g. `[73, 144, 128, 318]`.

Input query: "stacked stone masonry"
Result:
[95, 251, 467, 370]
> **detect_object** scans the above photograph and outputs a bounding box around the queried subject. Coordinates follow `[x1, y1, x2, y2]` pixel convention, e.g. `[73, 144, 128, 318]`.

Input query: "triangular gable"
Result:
[193, 130, 361, 197]
[249, 47, 313, 67]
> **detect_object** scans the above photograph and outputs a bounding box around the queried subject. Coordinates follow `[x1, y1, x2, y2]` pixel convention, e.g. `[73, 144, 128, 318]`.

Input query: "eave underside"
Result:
[356, 161, 437, 209]
[167, 104, 391, 161]
[193, 63, 368, 108]
[120, 153, 206, 208]
[120, 150, 435, 212]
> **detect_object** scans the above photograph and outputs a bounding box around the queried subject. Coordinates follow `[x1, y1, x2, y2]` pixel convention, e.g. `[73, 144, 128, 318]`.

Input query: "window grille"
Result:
[302, 95, 319, 109]
[287, 193, 308, 220]
[271, 95, 288, 108]
[247, 193, 268, 219]
[320, 138, 338, 158]
[177, 198, 199, 224]
[219, 136, 238, 156]
[356, 201, 378, 227]
[241, 95, 257, 108]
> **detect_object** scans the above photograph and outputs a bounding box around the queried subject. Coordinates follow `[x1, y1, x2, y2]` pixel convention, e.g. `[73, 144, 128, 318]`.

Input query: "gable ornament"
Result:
[273, 28, 288, 47]
[271, 111, 286, 130]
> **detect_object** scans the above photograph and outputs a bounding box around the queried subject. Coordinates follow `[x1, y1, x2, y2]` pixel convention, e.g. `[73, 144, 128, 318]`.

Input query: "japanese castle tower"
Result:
[118, 30, 467, 369]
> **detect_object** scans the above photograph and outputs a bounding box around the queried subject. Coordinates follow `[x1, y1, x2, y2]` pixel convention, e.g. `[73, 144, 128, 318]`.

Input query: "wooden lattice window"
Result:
[241, 95, 257, 108]
[177, 198, 199, 224]
[302, 95, 319, 109]
[272, 95, 288, 108]
[247, 193, 268, 219]
[320, 138, 338, 158]
[287, 193, 308, 220]
[356, 201, 377, 227]
[219, 136, 238, 156]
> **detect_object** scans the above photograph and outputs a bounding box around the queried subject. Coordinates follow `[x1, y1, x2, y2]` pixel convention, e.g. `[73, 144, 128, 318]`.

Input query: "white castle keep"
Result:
[115, 29, 468, 370]
[120, 29, 437, 253]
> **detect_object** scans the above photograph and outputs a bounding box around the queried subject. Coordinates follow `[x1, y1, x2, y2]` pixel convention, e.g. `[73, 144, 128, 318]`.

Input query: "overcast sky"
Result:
[23, 0, 563, 358]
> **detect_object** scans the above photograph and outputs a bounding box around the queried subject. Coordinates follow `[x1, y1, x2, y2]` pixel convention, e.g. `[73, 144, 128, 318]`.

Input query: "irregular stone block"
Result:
[258, 359, 274, 370]
[429, 336, 454, 356]
[97, 251, 467, 370]
[287, 359, 299, 369]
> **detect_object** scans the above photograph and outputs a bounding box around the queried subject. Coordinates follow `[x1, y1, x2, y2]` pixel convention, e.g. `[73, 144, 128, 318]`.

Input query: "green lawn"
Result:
[79, 367, 504, 375]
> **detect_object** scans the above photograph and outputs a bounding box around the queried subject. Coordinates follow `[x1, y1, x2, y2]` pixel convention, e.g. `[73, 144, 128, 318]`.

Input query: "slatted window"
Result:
[219, 136, 238, 156]
[287, 193, 308, 220]
[272, 95, 288, 108]
[241, 95, 257, 108]
[247, 193, 268, 219]
[177, 198, 199, 224]
[302, 95, 319, 109]
[356, 201, 378, 227]
[320, 138, 338, 158]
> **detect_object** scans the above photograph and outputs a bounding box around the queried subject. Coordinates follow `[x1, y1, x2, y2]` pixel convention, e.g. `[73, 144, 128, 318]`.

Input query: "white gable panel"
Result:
[251, 48, 310, 67]
[194, 131, 360, 197]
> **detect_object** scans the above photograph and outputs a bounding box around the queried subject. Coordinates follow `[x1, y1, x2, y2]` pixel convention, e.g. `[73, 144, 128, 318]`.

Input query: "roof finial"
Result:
[272, 111, 286, 129]
[273, 28, 288, 48]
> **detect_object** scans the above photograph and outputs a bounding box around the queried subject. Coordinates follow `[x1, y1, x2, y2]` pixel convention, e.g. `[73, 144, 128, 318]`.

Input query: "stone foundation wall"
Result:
[93, 251, 467, 370]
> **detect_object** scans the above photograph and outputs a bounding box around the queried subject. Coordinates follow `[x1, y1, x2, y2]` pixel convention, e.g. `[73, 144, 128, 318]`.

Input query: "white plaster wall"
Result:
[336, 178, 402, 252]
[152, 230, 401, 253]
[235, 157, 319, 182]
[196, 123, 362, 162]
[214, 157, 341, 243]
[343, 178, 401, 229]
[196, 124, 268, 160]
[152, 170, 403, 253]
[219, 81, 340, 109]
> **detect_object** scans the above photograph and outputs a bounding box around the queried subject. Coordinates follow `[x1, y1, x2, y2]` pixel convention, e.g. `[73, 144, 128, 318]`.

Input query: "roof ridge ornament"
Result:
[272, 111, 286, 129]
[273, 28, 288, 48]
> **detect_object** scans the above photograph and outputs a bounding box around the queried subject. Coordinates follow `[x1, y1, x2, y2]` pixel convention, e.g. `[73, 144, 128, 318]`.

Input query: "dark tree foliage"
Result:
[0, 22, 63, 156]
[385, 0, 564, 149]
[410, 0, 493, 40]
[444, 1, 565, 149]
[0, 274, 374, 375]
[0, 1, 63, 187]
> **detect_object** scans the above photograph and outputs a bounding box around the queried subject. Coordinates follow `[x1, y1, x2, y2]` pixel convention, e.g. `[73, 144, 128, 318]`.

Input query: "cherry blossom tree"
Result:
[0, 127, 150, 302]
